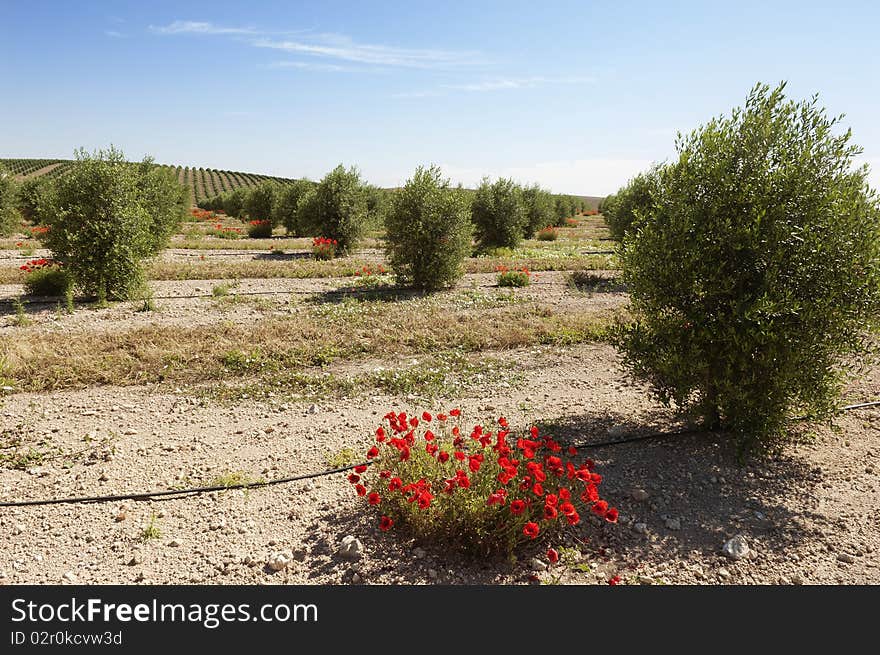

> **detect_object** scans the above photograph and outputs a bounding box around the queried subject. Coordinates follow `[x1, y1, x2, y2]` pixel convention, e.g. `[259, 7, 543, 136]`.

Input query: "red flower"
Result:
[605, 507, 619, 523]
[565, 511, 580, 526]
[453, 451, 465, 461]
[417, 491, 433, 509]
[438, 451, 450, 463]
[592, 500, 609, 517]
[608, 575, 621, 586]
[368, 492, 381, 505]
[388, 477, 403, 492]
[437, 413, 448, 421]
[547, 548, 559, 564]
[347, 474, 360, 484]
[422, 411, 432, 422]
[567, 446, 578, 456]
[379, 470, 391, 479]
[354, 465, 367, 474]
[409, 417, 419, 428]
[559, 501, 576, 516]
[366, 446, 379, 459]
[544, 505, 558, 520]
[449, 408, 461, 417]
[424, 429, 435, 441]
[510, 500, 526, 516]
[498, 416, 508, 428]
[379, 515, 394, 531]
[532, 483, 544, 497]
[523, 522, 540, 539]
[376, 427, 386, 442]
[355, 484, 367, 497]
[545, 493, 558, 507]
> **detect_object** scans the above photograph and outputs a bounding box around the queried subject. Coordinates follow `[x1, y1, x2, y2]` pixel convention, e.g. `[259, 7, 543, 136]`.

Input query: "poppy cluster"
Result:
[19, 258, 59, 274]
[350, 409, 618, 553]
[312, 236, 338, 260]
[29, 225, 50, 236]
[191, 208, 215, 221]
[248, 219, 270, 227]
[537, 226, 559, 241]
[495, 266, 533, 288]
[353, 264, 387, 277]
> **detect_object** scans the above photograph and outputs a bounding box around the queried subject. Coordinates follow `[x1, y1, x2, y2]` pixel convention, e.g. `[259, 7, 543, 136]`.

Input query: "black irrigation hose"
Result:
[2, 400, 876, 508]
[0, 462, 369, 508]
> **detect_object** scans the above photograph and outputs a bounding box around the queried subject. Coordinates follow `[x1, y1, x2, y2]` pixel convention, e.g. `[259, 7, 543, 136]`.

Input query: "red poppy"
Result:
[388, 477, 403, 492]
[438, 451, 449, 463]
[417, 491, 433, 509]
[422, 411, 432, 422]
[379, 515, 394, 531]
[547, 548, 559, 564]
[437, 413, 448, 421]
[379, 470, 391, 479]
[510, 500, 526, 515]
[368, 492, 381, 505]
[498, 416, 508, 428]
[523, 522, 540, 539]
[449, 408, 461, 417]
[355, 484, 367, 497]
[605, 507, 619, 523]
[559, 501, 576, 516]
[592, 500, 609, 517]
[565, 511, 580, 526]
[544, 505, 558, 520]
[366, 446, 379, 459]
[347, 474, 360, 484]
[608, 575, 621, 586]
[354, 465, 367, 474]
[545, 493, 558, 507]
[454, 451, 465, 461]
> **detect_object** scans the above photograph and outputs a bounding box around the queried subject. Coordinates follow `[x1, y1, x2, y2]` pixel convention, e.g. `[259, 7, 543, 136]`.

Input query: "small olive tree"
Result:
[471, 177, 526, 250]
[522, 184, 555, 238]
[136, 159, 188, 254]
[272, 179, 315, 235]
[604, 168, 661, 240]
[299, 165, 368, 253]
[385, 165, 473, 290]
[244, 181, 278, 224]
[617, 82, 880, 452]
[38, 147, 184, 300]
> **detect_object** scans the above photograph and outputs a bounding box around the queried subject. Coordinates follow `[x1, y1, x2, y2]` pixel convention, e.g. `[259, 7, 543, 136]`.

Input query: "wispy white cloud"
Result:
[270, 60, 376, 73]
[149, 20, 259, 36]
[393, 75, 595, 98]
[253, 35, 479, 69]
[104, 30, 126, 39]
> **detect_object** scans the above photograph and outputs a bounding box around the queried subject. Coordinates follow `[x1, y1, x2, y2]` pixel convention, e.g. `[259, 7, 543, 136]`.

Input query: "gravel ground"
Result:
[1, 339, 877, 586]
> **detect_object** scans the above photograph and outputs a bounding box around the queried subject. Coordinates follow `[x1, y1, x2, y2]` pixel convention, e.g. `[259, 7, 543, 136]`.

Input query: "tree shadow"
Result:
[253, 251, 312, 261]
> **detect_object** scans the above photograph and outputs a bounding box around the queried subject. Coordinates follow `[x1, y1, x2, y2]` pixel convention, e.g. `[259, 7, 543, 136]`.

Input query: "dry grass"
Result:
[0, 299, 624, 392]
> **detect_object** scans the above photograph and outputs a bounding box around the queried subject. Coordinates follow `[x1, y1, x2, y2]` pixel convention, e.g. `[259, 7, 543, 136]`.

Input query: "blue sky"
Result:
[2, 1, 878, 194]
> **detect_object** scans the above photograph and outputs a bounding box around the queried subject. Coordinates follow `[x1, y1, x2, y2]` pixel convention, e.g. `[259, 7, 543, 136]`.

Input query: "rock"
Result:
[722, 535, 750, 561]
[12, 524, 25, 536]
[790, 574, 804, 585]
[837, 553, 856, 564]
[427, 568, 438, 580]
[115, 511, 127, 522]
[291, 548, 308, 562]
[607, 424, 627, 438]
[98, 471, 109, 482]
[337, 536, 364, 561]
[62, 571, 77, 583]
[413, 547, 426, 559]
[123, 429, 138, 436]
[637, 576, 654, 585]
[665, 518, 681, 531]
[631, 488, 649, 502]
[267, 551, 293, 572]
[168, 539, 182, 548]
[351, 572, 363, 584]
[633, 522, 648, 535]
[127, 555, 142, 566]
[308, 404, 319, 415]
[718, 568, 731, 579]
[530, 558, 548, 572]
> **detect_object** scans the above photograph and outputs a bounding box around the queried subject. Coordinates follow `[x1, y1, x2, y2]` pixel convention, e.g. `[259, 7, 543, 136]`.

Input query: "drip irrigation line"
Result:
[0, 462, 369, 508]
[1, 400, 875, 509]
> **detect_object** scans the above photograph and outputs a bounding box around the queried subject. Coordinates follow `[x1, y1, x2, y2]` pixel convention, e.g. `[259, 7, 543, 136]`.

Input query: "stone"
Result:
[308, 404, 319, 415]
[837, 553, 856, 564]
[168, 539, 182, 548]
[633, 522, 648, 535]
[722, 534, 750, 561]
[337, 536, 364, 561]
[267, 551, 293, 572]
[62, 571, 77, 583]
[665, 518, 681, 531]
[12, 524, 25, 536]
[718, 568, 731, 579]
[631, 488, 649, 502]
[607, 425, 627, 438]
[413, 547, 426, 559]
[530, 558, 548, 572]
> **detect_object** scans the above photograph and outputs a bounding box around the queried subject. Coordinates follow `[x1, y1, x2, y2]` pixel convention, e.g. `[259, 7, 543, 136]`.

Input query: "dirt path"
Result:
[17, 162, 62, 180]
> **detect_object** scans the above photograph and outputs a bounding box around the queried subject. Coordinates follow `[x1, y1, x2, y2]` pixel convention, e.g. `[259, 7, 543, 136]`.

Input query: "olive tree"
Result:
[38, 147, 185, 300]
[272, 179, 315, 235]
[299, 165, 368, 253]
[522, 184, 555, 238]
[0, 163, 19, 236]
[385, 165, 473, 290]
[604, 168, 661, 240]
[471, 177, 526, 250]
[616, 82, 880, 452]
